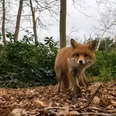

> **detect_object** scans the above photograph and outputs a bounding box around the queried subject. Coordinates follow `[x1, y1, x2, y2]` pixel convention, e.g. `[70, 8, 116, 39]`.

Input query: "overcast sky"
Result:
[4, 0, 116, 42]
[36, 0, 101, 42]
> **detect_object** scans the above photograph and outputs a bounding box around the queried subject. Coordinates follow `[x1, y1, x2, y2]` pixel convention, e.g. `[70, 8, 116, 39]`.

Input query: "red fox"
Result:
[55, 39, 96, 96]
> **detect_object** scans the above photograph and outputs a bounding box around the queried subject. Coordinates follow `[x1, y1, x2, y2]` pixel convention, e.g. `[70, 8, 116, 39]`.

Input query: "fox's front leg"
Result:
[79, 72, 88, 87]
[57, 79, 62, 92]
[70, 68, 81, 97]
[55, 70, 64, 92]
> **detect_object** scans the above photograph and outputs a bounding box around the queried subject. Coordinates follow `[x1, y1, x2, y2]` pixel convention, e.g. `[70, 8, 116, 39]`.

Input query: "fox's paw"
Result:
[72, 87, 81, 98]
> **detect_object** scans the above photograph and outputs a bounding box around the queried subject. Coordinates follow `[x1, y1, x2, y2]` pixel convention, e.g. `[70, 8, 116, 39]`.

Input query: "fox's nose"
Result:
[79, 60, 83, 64]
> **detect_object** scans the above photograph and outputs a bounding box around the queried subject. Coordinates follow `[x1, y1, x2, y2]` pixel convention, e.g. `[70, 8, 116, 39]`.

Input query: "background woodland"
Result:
[0, 0, 116, 88]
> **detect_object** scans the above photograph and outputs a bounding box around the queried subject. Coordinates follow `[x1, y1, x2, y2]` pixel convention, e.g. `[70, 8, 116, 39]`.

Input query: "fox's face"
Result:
[70, 39, 96, 69]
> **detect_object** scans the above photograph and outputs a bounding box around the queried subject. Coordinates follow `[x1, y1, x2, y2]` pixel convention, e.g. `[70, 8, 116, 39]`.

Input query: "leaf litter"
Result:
[0, 82, 116, 116]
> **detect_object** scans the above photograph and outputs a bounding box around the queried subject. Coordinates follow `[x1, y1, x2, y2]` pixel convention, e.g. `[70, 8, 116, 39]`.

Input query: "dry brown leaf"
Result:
[111, 100, 116, 107]
[92, 96, 100, 105]
[34, 98, 47, 107]
[9, 108, 26, 116]
[101, 95, 109, 106]
[69, 110, 79, 115]
[88, 82, 102, 95]
[0, 89, 7, 96]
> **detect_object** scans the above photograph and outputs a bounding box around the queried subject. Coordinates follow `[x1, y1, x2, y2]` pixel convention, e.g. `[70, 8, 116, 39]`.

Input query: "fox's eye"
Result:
[75, 53, 79, 57]
[72, 53, 79, 57]
[84, 54, 89, 57]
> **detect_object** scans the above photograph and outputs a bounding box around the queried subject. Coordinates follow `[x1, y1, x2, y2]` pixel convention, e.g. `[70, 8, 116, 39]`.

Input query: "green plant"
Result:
[86, 50, 116, 82]
[0, 33, 58, 88]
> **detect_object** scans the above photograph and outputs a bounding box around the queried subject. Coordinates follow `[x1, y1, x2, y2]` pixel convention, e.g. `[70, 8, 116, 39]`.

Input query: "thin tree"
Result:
[14, 0, 23, 42]
[30, 0, 38, 45]
[2, 0, 6, 44]
[60, 0, 67, 48]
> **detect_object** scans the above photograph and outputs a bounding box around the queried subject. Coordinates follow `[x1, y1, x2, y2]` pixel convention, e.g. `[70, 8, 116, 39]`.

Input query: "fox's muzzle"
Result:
[77, 56, 86, 65]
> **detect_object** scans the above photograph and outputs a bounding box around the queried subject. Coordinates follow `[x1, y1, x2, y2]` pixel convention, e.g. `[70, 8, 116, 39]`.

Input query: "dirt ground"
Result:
[0, 82, 116, 116]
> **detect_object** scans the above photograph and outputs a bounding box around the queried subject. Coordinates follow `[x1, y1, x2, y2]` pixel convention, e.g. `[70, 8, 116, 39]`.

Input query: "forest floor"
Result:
[0, 82, 116, 116]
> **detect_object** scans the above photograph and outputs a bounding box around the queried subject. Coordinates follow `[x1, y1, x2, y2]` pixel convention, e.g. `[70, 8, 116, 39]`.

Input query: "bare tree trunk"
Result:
[2, 0, 6, 44]
[96, 30, 106, 51]
[60, 0, 66, 48]
[14, 0, 23, 42]
[30, 0, 38, 45]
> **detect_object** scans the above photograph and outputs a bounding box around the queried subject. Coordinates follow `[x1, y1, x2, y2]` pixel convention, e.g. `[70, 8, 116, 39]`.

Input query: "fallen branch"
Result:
[86, 106, 108, 113]
[86, 106, 116, 115]
[75, 112, 112, 116]
[76, 84, 102, 110]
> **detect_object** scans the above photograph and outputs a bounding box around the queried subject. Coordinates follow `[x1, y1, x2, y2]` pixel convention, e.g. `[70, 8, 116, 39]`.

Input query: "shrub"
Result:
[86, 50, 116, 82]
[0, 35, 57, 88]
[0, 32, 116, 87]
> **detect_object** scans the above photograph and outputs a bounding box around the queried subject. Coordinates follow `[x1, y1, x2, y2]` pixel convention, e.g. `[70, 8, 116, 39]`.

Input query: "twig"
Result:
[44, 106, 65, 110]
[86, 106, 116, 115]
[76, 112, 112, 116]
[86, 106, 108, 113]
[76, 84, 102, 110]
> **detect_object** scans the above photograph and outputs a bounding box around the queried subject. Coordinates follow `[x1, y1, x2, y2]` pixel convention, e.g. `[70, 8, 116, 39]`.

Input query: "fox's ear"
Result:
[88, 40, 97, 51]
[71, 39, 78, 48]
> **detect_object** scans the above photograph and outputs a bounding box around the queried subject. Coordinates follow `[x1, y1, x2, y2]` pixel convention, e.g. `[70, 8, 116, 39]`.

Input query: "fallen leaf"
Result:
[92, 96, 100, 105]
[34, 99, 47, 107]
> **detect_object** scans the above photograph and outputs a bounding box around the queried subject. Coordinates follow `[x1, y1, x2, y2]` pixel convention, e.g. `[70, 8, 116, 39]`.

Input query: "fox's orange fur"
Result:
[55, 39, 96, 96]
